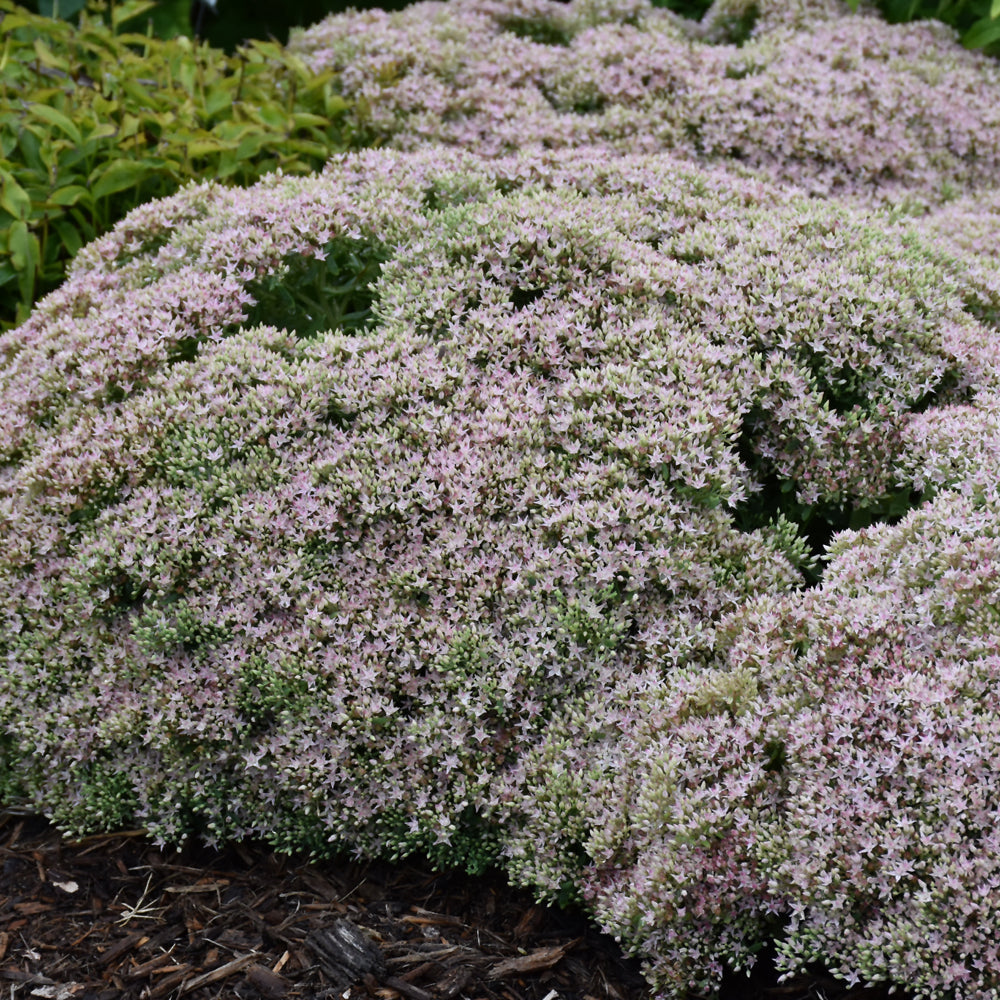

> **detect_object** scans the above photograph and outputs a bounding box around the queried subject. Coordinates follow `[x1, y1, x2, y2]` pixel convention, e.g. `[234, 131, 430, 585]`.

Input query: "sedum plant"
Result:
[3, 1, 1000, 998]
[0, 0, 352, 330]
[2, 141, 1000, 998]
[288, 0, 1000, 205]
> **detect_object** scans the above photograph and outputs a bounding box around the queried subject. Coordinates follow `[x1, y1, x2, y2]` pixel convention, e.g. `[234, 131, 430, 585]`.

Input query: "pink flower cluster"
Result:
[289, 0, 1000, 205]
[581, 479, 1000, 998]
[2, 2, 1000, 997]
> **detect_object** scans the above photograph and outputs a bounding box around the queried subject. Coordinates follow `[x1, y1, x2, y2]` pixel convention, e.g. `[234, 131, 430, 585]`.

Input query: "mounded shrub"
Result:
[582, 477, 1000, 997]
[3, 143, 1000, 997]
[3, 2, 1000, 998]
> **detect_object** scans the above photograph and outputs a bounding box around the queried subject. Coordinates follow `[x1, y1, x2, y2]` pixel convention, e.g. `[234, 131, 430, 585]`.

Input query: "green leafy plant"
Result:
[26, 0, 192, 39]
[20, 0, 419, 50]
[0, 0, 354, 329]
[243, 238, 388, 339]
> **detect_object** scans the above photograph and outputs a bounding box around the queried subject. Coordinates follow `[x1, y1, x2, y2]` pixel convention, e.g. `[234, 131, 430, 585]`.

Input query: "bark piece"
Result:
[434, 964, 473, 1000]
[178, 953, 257, 993]
[146, 967, 191, 1000]
[488, 940, 576, 978]
[305, 918, 386, 988]
[246, 962, 291, 998]
[382, 973, 435, 1000]
[97, 930, 144, 967]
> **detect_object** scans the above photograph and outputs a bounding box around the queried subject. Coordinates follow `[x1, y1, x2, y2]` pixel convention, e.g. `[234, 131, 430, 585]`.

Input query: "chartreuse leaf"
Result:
[280, 139, 330, 163]
[52, 218, 84, 258]
[255, 105, 289, 130]
[120, 79, 159, 110]
[185, 137, 232, 158]
[235, 132, 267, 160]
[0, 125, 16, 159]
[89, 159, 154, 200]
[117, 113, 144, 141]
[32, 38, 69, 70]
[962, 15, 1000, 46]
[204, 87, 233, 117]
[0, 11, 36, 31]
[0, 168, 31, 220]
[291, 112, 330, 129]
[28, 105, 83, 146]
[112, 0, 158, 26]
[47, 185, 94, 208]
[7, 220, 36, 269]
[7, 220, 38, 315]
[212, 121, 256, 142]
[81, 119, 119, 144]
[177, 59, 196, 94]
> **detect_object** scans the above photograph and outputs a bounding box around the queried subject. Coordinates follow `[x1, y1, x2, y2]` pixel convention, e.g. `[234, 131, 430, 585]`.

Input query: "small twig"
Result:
[178, 953, 258, 994]
[116, 873, 165, 924]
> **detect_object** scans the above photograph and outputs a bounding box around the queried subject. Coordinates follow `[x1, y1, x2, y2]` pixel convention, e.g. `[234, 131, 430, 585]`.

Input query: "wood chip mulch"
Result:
[0, 808, 905, 1000]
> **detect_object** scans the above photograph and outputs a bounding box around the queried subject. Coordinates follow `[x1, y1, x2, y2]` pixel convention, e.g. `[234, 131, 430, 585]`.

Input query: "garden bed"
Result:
[1, 809, 906, 1000]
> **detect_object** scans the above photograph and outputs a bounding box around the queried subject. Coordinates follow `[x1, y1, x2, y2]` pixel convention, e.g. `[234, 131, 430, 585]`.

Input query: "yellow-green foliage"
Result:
[0, 0, 354, 329]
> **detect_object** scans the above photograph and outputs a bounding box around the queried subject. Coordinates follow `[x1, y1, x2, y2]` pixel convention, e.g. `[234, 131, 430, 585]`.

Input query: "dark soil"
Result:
[0, 808, 903, 1000]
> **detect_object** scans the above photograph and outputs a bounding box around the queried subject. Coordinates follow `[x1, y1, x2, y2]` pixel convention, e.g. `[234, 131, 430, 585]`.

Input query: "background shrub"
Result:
[0, 0, 354, 329]
[21, 0, 419, 48]
[287, 0, 1000, 204]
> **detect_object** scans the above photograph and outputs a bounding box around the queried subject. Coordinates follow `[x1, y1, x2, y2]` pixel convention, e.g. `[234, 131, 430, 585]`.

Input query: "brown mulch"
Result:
[0, 808, 903, 1000]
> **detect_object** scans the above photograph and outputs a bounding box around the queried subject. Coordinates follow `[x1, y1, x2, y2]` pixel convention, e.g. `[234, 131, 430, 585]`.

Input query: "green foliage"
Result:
[197, 0, 416, 54]
[243, 238, 388, 339]
[734, 461, 923, 583]
[427, 809, 503, 877]
[846, 0, 1000, 54]
[498, 12, 575, 46]
[39, 758, 140, 836]
[438, 629, 508, 718]
[382, 804, 503, 876]
[133, 599, 231, 656]
[266, 805, 344, 859]
[552, 586, 630, 657]
[236, 654, 315, 730]
[0, 733, 28, 807]
[0, 0, 354, 329]
[22, 0, 417, 49]
[72, 764, 138, 832]
[650, 0, 715, 22]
